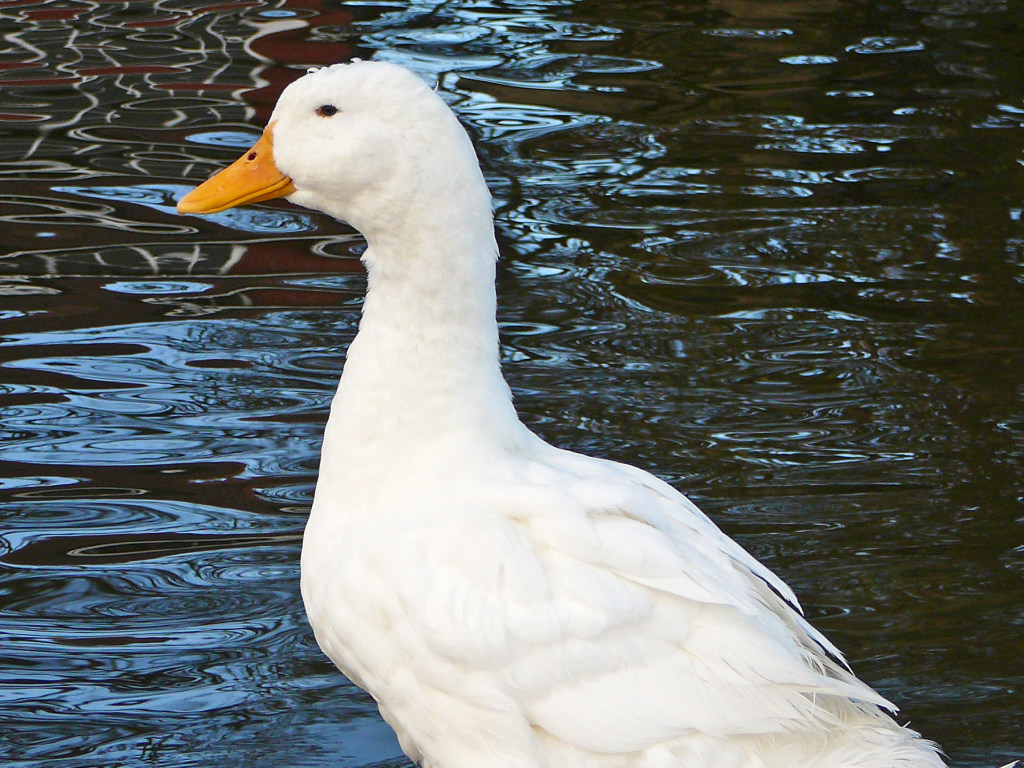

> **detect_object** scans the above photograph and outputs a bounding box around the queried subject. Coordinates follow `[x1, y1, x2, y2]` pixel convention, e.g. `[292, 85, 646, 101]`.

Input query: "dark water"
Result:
[1, 0, 1022, 766]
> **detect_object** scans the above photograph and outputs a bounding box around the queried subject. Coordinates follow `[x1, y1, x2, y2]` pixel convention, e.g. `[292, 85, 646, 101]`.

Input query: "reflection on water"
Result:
[1, 0, 1022, 766]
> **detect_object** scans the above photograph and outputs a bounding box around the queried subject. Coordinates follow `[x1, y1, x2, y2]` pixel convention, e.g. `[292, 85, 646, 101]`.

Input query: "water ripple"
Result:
[1, 0, 1022, 764]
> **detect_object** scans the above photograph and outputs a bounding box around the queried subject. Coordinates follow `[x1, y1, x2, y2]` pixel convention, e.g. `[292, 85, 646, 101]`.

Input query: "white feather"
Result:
[219, 60, 947, 768]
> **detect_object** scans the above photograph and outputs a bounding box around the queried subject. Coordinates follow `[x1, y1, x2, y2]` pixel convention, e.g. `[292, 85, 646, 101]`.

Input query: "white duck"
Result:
[178, 60, 945, 768]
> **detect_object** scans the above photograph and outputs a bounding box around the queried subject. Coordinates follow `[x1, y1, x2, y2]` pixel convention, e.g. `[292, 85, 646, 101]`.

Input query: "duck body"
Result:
[178, 61, 945, 768]
[302, 439, 941, 768]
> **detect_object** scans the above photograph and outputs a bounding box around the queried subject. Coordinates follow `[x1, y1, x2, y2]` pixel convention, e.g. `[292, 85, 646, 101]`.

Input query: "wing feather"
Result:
[485, 448, 892, 751]
[350, 446, 893, 757]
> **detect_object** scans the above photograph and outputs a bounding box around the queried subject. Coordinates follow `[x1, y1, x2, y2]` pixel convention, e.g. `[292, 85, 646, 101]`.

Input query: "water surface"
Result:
[1, 0, 1022, 766]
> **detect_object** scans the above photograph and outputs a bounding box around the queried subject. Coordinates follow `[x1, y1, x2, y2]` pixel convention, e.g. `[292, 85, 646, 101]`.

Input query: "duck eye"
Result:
[316, 104, 339, 118]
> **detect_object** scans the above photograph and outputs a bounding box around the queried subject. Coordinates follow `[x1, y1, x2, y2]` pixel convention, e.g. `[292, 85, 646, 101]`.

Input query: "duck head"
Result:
[176, 61, 490, 245]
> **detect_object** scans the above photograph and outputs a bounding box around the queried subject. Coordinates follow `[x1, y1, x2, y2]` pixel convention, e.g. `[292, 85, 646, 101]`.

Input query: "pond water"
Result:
[0, 0, 1022, 766]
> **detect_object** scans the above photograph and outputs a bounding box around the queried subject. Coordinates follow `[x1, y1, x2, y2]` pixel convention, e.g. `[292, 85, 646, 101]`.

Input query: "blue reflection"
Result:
[54, 185, 316, 234]
[780, 55, 839, 65]
[186, 131, 263, 149]
[104, 281, 213, 296]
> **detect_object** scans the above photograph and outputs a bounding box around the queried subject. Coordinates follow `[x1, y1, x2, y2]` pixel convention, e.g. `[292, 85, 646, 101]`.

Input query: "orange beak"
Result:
[177, 124, 296, 215]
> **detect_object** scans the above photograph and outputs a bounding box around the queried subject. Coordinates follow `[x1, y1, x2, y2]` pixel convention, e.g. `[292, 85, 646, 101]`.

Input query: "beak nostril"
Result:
[247, 152, 257, 161]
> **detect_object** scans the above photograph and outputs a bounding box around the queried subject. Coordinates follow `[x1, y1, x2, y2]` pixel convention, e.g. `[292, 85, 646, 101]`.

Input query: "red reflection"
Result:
[78, 65, 186, 76]
[229, 241, 363, 276]
[156, 82, 249, 91]
[22, 7, 87, 19]
[242, 0, 354, 123]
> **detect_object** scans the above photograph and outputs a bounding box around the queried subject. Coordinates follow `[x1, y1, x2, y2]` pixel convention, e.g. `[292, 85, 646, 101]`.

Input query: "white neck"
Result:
[315, 189, 529, 502]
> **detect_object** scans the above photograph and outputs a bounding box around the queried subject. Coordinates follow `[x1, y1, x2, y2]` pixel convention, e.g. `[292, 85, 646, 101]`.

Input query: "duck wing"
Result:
[382, 446, 892, 756]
